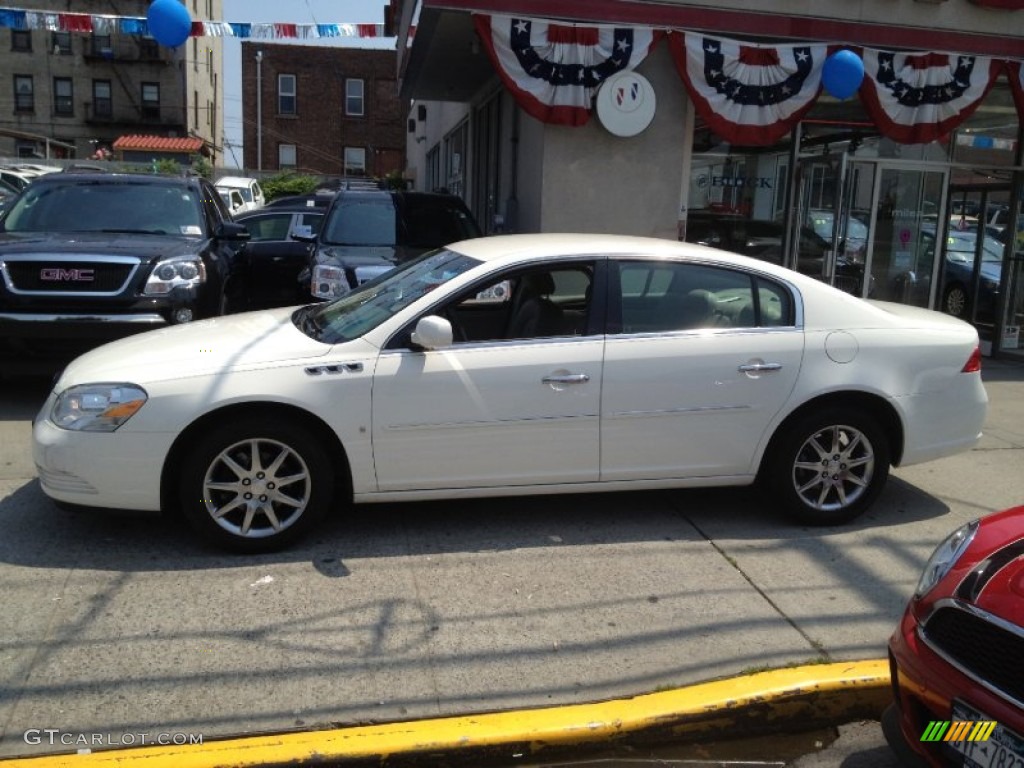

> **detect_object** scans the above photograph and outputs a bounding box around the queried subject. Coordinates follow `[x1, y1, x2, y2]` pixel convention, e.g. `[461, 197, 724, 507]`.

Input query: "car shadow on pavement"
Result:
[0, 472, 950, 573]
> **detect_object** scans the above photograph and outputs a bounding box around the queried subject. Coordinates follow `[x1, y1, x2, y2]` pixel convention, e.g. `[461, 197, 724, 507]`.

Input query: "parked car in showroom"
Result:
[918, 229, 1004, 321]
[301, 188, 482, 300]
[33, 234, 986, 552]
[0, 172, 248, 374]
[884, 505, 1024, 768]
[684, 209, 869, 295]
[224, 206, 325, 312]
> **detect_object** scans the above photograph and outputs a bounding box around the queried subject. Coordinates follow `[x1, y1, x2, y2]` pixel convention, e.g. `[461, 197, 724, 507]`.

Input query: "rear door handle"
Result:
[738, 362, 782, 373]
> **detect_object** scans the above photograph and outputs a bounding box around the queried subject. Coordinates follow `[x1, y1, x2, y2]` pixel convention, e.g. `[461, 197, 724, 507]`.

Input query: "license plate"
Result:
[947, 702, 1024, 768]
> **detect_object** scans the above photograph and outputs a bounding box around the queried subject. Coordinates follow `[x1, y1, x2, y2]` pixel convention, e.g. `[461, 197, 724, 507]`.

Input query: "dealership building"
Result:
[392, 0, 1024, 357]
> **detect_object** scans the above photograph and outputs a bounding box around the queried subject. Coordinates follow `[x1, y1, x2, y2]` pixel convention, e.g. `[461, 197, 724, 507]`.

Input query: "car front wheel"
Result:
[769, 408, 890, 526]
[179, 417, 333, 552]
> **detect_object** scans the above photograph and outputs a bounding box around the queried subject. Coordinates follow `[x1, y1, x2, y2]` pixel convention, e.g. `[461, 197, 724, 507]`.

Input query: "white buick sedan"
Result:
[33, 234, 988, 552]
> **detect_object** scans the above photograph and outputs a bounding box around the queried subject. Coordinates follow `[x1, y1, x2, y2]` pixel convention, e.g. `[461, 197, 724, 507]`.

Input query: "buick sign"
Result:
[40, 267, 95, 282]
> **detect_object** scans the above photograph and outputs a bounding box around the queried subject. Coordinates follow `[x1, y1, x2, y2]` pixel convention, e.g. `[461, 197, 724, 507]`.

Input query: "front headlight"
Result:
[311, 264, 351, 300]
[915, 520, 979, 598]
[51, 384, 148, 432]
[144, 257, 206, 296]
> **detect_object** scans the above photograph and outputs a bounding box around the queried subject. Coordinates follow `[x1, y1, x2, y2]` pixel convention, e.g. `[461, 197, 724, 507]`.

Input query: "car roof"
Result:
[236, 207, 322, 218]
[447, 233, 807, 276]
[216, 176, 258, 187]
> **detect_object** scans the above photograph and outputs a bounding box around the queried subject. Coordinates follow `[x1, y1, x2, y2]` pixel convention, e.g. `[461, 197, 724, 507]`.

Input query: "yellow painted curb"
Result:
[1, 659, 891, 768]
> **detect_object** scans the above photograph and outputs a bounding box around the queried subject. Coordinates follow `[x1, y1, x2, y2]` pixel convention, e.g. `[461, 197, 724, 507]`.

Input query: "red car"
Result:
[884, 505, 1024, 767]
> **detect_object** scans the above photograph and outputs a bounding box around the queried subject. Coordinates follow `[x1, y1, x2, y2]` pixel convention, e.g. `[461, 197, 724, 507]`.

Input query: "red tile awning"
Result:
[112, 135, 206, 153]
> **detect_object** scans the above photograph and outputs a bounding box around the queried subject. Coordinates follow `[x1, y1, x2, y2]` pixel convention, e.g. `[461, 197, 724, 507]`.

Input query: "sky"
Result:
[220, 0, 393, 169]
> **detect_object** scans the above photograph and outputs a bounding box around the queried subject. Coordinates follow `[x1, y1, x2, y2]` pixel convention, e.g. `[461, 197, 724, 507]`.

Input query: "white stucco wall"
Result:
[531, 43, 689, 240]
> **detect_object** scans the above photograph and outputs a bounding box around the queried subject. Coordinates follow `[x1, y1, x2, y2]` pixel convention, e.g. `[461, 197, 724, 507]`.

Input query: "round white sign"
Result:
[595, 70, 657, 137]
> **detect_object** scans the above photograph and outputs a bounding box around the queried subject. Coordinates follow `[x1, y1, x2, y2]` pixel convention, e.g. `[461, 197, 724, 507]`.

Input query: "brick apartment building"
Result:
[0, 0, 223, 163]
[240, 42, 405, 178]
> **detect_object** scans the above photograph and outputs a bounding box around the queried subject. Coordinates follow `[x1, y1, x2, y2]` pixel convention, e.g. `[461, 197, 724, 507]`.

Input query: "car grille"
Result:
[2, 257, 137, 294]
[921, 604, 1024, 707]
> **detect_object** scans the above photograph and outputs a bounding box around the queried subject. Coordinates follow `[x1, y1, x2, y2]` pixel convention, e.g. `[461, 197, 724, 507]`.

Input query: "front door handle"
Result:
[738, 362, 783, 373]
[542, 373, 590, 384]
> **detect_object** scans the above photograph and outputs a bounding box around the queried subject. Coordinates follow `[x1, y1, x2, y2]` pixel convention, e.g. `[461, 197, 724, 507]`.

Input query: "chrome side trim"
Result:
[918, 597, 1024, 710]
[0, 312, 165, 323]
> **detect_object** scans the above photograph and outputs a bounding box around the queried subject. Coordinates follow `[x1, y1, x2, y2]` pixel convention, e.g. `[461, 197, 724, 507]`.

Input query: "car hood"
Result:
[56, 308, 332, 388]
[0, 231, 203, 258]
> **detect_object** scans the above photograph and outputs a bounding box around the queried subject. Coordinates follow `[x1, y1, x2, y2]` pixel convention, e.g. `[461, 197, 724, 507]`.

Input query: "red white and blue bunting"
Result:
[473, 14, 662, 126]
[0, 7, 391, 39]
[668, 33, 828, 146]
[859, 50, 1001, 144]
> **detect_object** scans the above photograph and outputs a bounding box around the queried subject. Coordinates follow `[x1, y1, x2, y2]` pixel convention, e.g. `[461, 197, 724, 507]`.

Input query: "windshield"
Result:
[293, 248, 481, 344]
[2, 180, 205, 236]
[947, 232, 1004, 262]
[322, 197, 396, 246]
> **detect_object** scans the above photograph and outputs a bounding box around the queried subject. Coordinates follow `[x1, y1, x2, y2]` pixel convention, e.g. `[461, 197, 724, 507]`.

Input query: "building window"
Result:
[52, 32, 71, 55]
[53, 78, 73, 116]
[93, 80, 112, 118]
[278, 74, 296, 115]
[344, 146, 366, 176]
[13, 75, 33, 112]
[11, 30, 31, 52]
[138, 37, 159, 60]
[141, 82, 160, 120]
[91, 34, 112, 57]
[279, 144, 297, 169]
[345, 79, 364, 116]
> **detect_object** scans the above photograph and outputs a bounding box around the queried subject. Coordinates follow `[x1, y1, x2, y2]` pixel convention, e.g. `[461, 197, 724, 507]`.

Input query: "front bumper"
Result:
[33, 408, 172, 512]
[887, 608, 1024, 767]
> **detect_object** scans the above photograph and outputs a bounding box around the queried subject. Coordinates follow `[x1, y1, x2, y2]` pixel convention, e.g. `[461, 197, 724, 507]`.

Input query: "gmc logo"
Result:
[40, 267, 95, 282]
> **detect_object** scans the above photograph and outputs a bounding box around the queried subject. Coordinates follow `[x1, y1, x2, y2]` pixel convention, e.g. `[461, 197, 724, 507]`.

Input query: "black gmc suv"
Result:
[299, 189, 482, 301]
[0, 172, 248, 374]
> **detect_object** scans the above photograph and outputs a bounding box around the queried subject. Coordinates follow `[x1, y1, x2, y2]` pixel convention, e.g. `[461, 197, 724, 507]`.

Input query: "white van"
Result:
[214, 176, 265, 213]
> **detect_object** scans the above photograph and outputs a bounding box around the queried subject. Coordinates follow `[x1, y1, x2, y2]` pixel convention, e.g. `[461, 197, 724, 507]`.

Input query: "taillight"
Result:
[961, 346, 982, 373]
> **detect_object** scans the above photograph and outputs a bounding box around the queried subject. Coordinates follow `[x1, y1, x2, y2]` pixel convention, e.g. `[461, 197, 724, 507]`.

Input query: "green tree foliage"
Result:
[152, 158, 181, 175]
[260, 173, 319, 202]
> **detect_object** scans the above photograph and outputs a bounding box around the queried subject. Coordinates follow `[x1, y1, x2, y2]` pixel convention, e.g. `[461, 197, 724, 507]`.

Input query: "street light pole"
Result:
[255, 49, 263, 174]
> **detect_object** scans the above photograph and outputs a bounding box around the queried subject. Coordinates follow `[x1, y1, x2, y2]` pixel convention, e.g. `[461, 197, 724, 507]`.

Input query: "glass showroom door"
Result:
[864, 165, 947, 307]
[795, 154, 875, 297]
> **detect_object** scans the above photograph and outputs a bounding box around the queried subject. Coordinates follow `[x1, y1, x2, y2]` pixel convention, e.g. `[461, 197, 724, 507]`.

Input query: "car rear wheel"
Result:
[769, 408, 890, 525]
[179, 417, 333, 552]
[943, 283, 968, 318]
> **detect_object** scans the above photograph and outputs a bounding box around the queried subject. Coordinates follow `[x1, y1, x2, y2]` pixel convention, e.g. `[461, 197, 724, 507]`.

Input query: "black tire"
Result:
[768, 407, 890, 526]
[943, 283, 968, 318]
[179, 417, 334, 553]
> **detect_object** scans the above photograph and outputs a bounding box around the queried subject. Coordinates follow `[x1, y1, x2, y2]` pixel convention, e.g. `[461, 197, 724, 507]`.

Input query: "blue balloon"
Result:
[147, 0, 192, 48]
[821, 50, 864, 100]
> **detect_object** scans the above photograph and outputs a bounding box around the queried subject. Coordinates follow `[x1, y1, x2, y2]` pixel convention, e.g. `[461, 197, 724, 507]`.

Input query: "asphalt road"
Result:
[1, 359, 1022, 764]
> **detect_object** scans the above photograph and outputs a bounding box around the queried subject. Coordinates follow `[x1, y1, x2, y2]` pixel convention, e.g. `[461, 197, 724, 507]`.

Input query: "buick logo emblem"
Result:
[40, 267, 95, 282]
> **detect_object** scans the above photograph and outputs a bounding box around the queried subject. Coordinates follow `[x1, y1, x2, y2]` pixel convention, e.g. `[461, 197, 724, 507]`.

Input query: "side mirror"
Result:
[291, 229, 317, 243]
[410, 315, 453, 350]
[216, 221, 250, 241]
